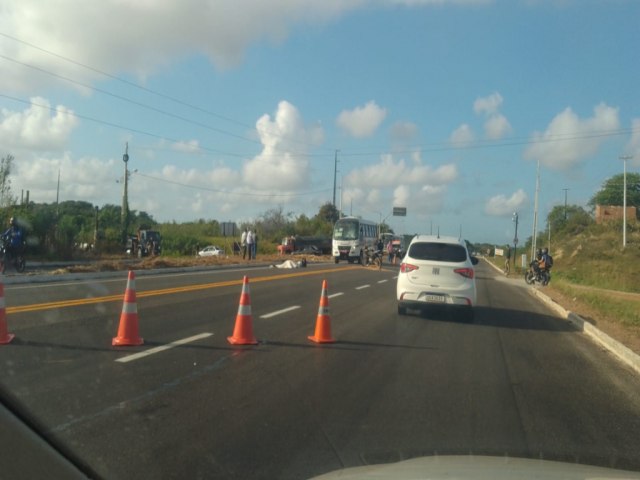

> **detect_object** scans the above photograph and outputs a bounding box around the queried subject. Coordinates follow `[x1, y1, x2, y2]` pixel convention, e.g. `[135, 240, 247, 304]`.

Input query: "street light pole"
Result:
[512, 211, 519, 268]
[562, 188, 569, 220]
[332, 150, 339, 208]
[121, 143, 130, 245]
[620, 155, 632, 248]
[531, 158, 540, 261]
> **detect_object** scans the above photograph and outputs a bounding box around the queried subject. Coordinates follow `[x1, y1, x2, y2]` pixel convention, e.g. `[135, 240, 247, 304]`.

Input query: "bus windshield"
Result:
[333, 219, 359, 241]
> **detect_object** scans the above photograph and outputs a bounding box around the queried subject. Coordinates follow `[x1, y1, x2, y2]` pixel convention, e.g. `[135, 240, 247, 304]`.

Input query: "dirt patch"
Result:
[49, 254, 332, 274]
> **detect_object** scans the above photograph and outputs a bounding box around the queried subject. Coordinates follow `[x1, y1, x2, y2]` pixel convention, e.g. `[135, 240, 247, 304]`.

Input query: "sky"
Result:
[0, 0, 639, 245]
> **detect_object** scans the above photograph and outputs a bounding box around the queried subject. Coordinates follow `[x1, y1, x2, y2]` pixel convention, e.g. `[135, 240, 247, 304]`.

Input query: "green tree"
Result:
[589, 173, 640, 208]
[254, 206, 294, 242]
[317, 202, 339, 225]
[547, 204, 594, 237]
[0, 154, 17, 208]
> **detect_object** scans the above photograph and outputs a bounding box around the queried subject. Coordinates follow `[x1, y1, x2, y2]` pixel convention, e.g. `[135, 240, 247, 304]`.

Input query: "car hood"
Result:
[308, 455, 640, 480]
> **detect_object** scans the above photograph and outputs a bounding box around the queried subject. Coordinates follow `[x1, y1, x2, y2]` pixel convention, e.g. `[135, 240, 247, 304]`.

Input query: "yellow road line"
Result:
[7, 266, 360, 314]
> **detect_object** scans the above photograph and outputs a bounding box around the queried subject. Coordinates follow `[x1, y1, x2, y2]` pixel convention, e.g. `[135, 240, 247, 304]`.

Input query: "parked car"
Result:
[396, 235, 478, 321]
[198, 245, 224, 257]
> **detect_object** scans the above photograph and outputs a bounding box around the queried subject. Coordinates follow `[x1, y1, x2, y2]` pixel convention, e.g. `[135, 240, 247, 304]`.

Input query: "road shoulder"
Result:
[483, 258, 640, 376]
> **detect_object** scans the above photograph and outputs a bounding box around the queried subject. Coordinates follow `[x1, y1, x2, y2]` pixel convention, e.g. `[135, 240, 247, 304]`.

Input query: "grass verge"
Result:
[549, 280, 640, 329]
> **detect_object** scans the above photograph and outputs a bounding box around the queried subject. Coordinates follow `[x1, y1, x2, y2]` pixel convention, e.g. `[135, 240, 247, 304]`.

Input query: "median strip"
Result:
[115, 332, 213, 363]
[8, 266, 360, 314]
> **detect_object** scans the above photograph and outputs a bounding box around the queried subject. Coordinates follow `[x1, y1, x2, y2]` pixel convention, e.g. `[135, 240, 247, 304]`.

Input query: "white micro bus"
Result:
[332, 216, 378, 264]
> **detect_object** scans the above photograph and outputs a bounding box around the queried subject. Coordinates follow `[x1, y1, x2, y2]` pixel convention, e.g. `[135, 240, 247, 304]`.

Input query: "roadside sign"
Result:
[392, 207, 407, 216]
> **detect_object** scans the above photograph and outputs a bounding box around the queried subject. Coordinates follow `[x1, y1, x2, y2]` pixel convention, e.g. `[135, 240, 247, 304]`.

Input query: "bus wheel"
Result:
[334, 257, 339, 264]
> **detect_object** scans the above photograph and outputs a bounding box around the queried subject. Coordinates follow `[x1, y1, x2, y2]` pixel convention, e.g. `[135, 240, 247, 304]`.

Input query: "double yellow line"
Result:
[7, 266, 359, 314]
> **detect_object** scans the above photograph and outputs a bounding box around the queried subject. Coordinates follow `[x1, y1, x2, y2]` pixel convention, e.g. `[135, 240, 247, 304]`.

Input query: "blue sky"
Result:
[1, 0, 639, 245]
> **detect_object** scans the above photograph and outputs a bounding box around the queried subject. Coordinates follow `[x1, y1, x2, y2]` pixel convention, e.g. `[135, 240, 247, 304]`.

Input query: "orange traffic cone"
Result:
[308, 280, 335, 343]
[227, 276, 258, 345]
[112, 271, 144, 346]
[0, 280, 14, 345]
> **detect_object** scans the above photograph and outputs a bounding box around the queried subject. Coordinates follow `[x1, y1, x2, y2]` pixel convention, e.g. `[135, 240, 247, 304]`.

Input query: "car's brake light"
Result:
[454, 267, 474, 279]
[400, 262, 419, 273]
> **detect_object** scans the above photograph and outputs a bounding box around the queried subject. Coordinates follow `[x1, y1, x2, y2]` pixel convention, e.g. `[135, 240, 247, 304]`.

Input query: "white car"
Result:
[396, 235, 478, 321]
[197, 245, 224, 257]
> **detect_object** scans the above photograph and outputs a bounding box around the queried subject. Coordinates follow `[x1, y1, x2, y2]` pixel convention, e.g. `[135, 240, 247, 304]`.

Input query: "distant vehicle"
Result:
[277, 235, 331, 255]
[198, 245, 224, 257]
[396, 235, 478, 321]
[126, 229, 162, 257]
[332, 216, 378, 264]
[381, 232, 406, 259]
[292, 245, 321, 256]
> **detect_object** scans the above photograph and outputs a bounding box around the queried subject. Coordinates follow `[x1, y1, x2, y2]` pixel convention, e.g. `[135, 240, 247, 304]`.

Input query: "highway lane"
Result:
[1, 261, 640, 479]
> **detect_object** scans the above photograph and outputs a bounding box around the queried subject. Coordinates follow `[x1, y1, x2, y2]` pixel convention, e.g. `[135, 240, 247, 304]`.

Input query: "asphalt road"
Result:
[1, 261, 640, 479]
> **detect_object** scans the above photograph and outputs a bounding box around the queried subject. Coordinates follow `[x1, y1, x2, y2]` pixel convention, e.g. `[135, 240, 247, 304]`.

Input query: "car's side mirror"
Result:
[470, 256, 479, 265]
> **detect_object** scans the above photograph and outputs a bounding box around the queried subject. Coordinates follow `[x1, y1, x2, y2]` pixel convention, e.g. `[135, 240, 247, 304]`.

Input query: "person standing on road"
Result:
[246, 229, 254, 260]
[241, 228, 248, 260]
[252, 230, 258, 260]
[386, 240, 393, 264]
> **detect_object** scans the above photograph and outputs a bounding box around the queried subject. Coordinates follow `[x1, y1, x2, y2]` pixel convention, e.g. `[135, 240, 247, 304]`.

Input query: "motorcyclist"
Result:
[540, 247, 552, 284]
[1, 217, 25, 267]
[532, 248, 543, 273]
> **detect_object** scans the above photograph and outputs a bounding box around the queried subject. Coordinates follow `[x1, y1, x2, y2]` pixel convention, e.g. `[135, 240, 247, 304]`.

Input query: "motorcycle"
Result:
[524, 260, 550, 286]
[364, 247, 383, 270]
[0, 240, 26, 274]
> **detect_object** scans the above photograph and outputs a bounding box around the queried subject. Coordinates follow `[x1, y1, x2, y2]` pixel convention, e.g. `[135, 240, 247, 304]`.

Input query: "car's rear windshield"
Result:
[408, 242, 468, 262]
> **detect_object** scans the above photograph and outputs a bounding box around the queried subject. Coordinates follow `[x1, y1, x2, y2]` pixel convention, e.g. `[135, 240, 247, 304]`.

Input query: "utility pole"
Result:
[121, 143, 130, 245]
[513, 211, 519, 268]
[332, 150, 339, 208]
[56, 168, 60, 217]
[531, 158, 540, 260]
[620, 155, 632, 248]
[562, 188, 569, 220]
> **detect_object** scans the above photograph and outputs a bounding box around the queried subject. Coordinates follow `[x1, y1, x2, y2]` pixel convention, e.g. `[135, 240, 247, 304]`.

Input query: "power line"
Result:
[337, 127, 640, 157]
[0, 31, 335, 153]
[134, 172, 332, 197]
[0, 93, 255, 158]
[0, 53, 265, 145]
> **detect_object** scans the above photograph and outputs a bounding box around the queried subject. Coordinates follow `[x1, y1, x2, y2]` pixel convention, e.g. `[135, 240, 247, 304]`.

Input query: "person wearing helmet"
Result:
[1, 217, 24, 270]
[540, 247, 552, 284]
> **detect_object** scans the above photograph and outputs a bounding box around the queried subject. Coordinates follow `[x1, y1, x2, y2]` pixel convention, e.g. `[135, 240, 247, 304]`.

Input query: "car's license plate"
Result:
[424, 294, 445, 303]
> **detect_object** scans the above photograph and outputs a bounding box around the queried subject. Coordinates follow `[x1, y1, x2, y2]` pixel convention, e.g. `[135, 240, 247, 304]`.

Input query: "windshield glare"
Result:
[334, 221, 358, 241]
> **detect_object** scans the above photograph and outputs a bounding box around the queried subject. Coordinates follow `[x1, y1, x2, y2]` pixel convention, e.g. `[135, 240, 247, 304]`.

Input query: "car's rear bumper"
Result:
[397, 289, 476, 307]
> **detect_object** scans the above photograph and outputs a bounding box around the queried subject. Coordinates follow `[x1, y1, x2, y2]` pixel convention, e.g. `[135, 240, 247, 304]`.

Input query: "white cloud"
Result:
[343, 154, 458, 216]
[13, 153, 117, 205]
[627, 118, 640, 168]
[243, 100, 323, 190]
[524, 103, 620, 171]
[171, 140, 201, 154]
[0, 97, 78, 150]
[485, 189, 528, 216]
[473, 92, 512, 140]
[484, 113, 512, 140]
[450, 124, 475, 147]
[393, 185, 411, 207]
[390, 121, 419, 143]
[0, 1, 367, 92]
[474, 92, 503, 116]
[336, 101, 387, 138]
[346, 154, 457, 189]
[2, 2, 494, 93]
